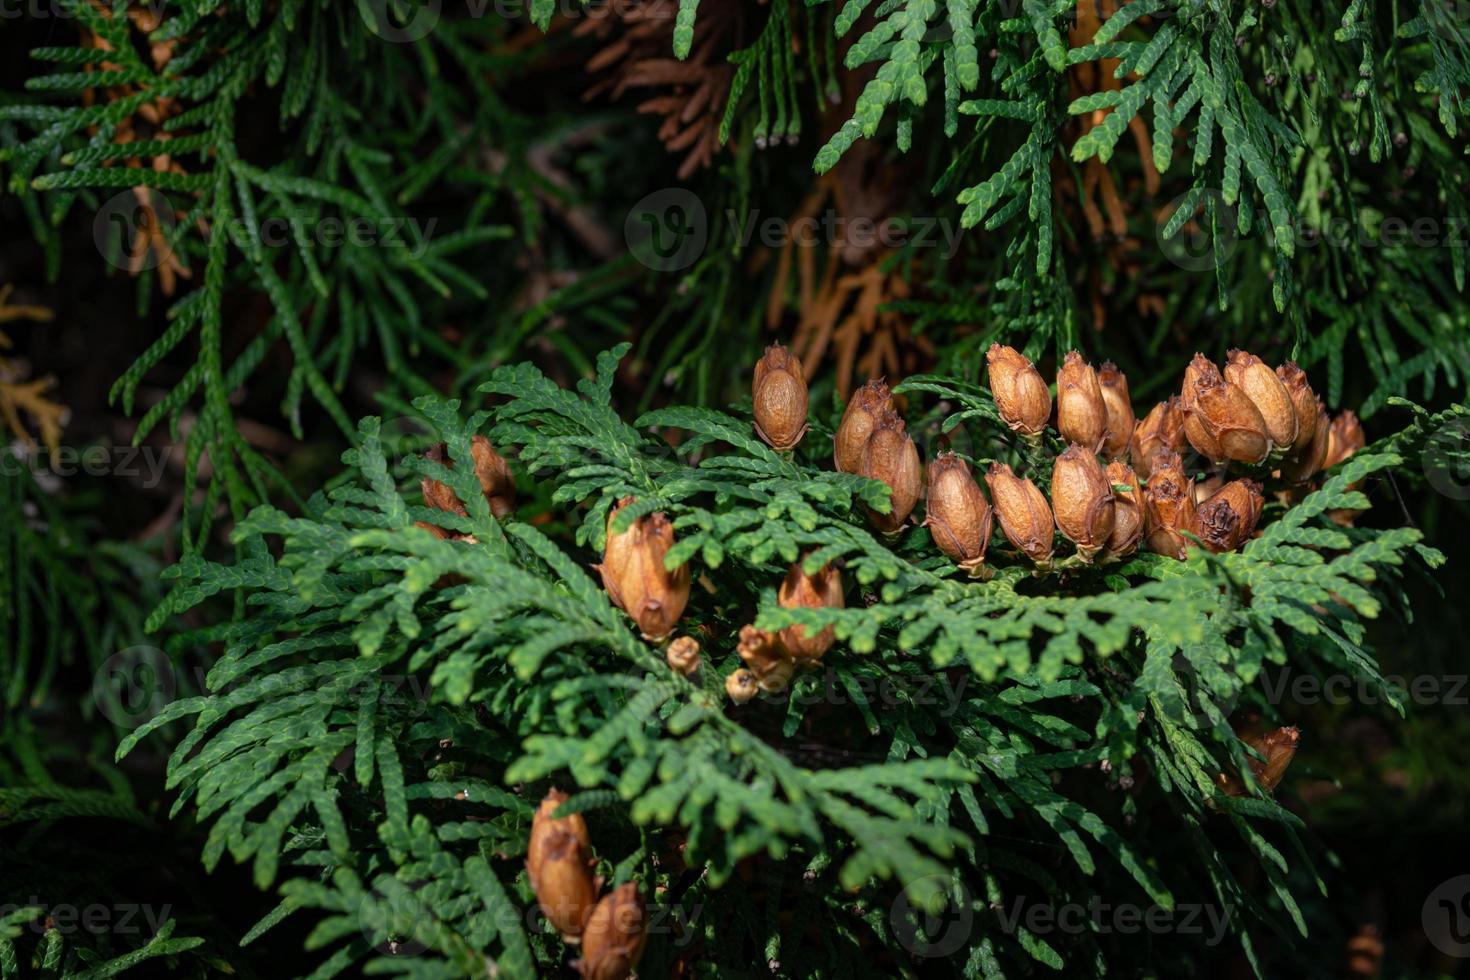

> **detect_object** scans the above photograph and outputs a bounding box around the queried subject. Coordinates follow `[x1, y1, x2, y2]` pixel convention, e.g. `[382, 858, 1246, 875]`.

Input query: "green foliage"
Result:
[115, 346, 1444, 976]
[0, 726, 222, 978]
[0, 460, 159, 722]
[3, 0, 531, 550]
[0, 0, 1463, 976]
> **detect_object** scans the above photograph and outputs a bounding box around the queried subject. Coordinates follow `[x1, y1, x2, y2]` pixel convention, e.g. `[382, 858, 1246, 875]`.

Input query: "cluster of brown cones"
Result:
[726, 556, 845, 701]
[978, 345, 1366, 565]
[754, 340, 1365, 573]
[417, 436, 516, 535]
[527, 790, 648, 979]
[588, 486, 843, 702]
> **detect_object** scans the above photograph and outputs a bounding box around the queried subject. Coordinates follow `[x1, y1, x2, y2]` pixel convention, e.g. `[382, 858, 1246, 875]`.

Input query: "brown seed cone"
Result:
[725, 668, 758, 704]
[1324, 410, 1368, 526]
[736, 625, 786, 678]
[752, 343, 810, 451]
[984, 462, 1054, 564]
[597, 497, 691, 641]
[860, 411, 923, 532]
[421, 436, 515, 519]
[1192, 473, 1226, 507]
[1056, 351, 1107, 453]
[1345, 926, 1385, 979]
[1280, 398, 1331, 484]
[986, 344, 1051, 436]
[1130, 398, 1186, 480]
[777, 556, 844, 662]
[1225, 350, 1298, 450]
[1051, 445, 1116, 561]
[1142, 451, 1197, 560]
[666, 636, 700, 676]
[527, 815, 598, 938]
[1324, 410, 1366, 470]
[576, 883, 649, 980]
[1180, 355, 1270, 464]
[834, 378, 894, 473]
[1193, 478, 1265, 553]
[1098, 362, 1135, 460]
[1274, 361, 1319, 454]
[1104, 461, 1143, 560]
[754, 659, 795, 693]
[528, 789, 591, 876]
[924, 452, 993, 571]
[1217, 725, 1300, 797]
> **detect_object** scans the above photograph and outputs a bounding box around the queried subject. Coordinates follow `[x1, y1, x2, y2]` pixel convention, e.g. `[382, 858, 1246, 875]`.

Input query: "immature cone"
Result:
[1218, 726, 1300, 797]
[1142, 451, 1197, 560]
[528, 789, 591, 874]
[834, 378, 894, 473]
[1324, 410, 1367, 526]
[924, 452, 994, 572]
[1193, 479, 1265, 553]
[1098, 362, 1135, 460]
[665, 636, 700, 676]
[527, 791, 597, 938]
[860, 412, 923, 533]
[778, 556, 844, 662]
[1274, 361, 1319, 454]
[1104, 461, 1143, 561]
[1180, 354, 1270, 464]
[1324, 410, 1366, 470]
[984, 463, 1054, 564]
[1225, 350, 1297, 451]
[1056, 352, 1108, 453]
[736, 625, 786, 681]
[725, 668, 758, 704]
[986, 344, 1050, 436]
[598, 498, 691, 641]
[1280, 398, 1330, 484]
[1051, 446, 1116, 561]
[576, 883, 649, 980]
[752, 343, 809, 451]
[1130, 398, 1186, 480]
[421, 436, 515, 518]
